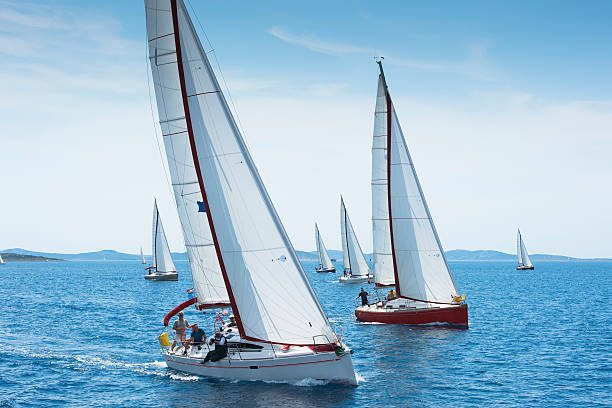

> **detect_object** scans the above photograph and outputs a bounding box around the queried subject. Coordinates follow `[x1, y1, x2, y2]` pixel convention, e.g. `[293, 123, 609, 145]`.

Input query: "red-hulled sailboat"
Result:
[355, 61, 468, 327]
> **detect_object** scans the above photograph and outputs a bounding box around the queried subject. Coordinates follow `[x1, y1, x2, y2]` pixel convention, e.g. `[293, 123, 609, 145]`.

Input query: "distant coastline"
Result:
[1, 253, 65, 262]
[1, 248, 610, 262]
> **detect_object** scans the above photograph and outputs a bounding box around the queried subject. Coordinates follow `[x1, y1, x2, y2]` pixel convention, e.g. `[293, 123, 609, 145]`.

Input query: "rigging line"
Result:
[186, 0, 252, 152]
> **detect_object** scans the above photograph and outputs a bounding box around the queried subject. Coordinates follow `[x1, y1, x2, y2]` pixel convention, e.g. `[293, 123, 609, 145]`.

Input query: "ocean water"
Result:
[0, 259, 609, 407]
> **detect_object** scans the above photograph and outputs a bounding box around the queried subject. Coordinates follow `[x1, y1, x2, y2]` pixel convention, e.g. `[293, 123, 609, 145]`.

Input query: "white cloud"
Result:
[268, 26, 499, 81]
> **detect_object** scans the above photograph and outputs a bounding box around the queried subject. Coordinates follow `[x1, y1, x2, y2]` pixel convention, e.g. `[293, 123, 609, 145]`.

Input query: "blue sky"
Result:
[1, 0, 611, 257]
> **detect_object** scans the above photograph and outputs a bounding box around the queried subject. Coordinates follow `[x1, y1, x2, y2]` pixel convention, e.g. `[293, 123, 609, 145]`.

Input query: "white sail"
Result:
[146, 1, 228, 306]
[140, 248, 146, 264]
[372, 76, 395, 287]
[315, 223, 334, 270]
[517, 229, 533, 267]
[0, 254, 4, 264]
[340, 197, 371, 277]
[152, 200, 177, 274]
[146, 0, 334, 345]
[380, 64, 458, 303]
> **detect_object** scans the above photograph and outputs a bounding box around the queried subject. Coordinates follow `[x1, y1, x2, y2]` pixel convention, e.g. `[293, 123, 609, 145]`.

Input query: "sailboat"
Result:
[0, 254, 4, 265]
[315, 223, 336, 273]
[140, 247, 146, 264]
[145, 199, 178, 281]
[516, 229, 534, 270]
[339, 197, 371, 283]
[146, 0, 355, 384]
[355, 62, 468, 327]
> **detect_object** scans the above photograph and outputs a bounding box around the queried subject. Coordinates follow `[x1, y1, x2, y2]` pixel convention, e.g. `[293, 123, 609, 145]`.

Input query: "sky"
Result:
[1, 0, 611, 258]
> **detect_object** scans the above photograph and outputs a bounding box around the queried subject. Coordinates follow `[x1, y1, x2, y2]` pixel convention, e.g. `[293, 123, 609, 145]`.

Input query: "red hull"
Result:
[355, 304, 468, 328]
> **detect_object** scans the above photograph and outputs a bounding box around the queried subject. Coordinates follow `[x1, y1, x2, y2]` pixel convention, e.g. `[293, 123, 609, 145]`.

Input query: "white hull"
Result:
[145, 272, 178, 281]
[163, 340, 356, 385]
[315, 267, 336, 273]
[339, 275, 369, 283]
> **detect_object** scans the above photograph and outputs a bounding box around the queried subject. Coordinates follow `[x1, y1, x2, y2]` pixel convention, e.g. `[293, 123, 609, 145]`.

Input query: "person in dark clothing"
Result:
[356, 288, 369, 306]
[202, 332, 228, 363]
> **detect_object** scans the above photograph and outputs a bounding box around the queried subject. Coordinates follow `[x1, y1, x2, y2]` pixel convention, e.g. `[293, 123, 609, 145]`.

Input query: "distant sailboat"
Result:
[146, 0, 355, 384]
[355, 61, 468, 327]
[315, 223, 336, 273]
[145, 199, 178, 281]
[140, 247, 146, 264]
[516, 229, 534, 270]
[0, 254, 4, 265]
[339, 197, 371, 283]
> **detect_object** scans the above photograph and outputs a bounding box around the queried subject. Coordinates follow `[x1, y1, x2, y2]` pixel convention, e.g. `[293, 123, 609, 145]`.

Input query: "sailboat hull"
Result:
[144, 272, 178, 281]
[163, 348, 357, 385]
[339, 275, 369, 283]
[355, 303, 468, 327]
[516, 265, 534, 270]
[315, 267, 336, 273]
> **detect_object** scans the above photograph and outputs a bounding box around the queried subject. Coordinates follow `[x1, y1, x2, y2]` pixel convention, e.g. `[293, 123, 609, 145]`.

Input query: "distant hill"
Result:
[1, 252, 64, 262]
[1, 248, 608, 262]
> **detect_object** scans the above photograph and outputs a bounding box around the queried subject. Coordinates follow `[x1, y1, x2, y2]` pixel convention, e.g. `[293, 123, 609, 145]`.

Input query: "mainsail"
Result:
[378, 62, 458, 304]
[315, 223, 334, 270]
[146, 0, 335, 346]
[517, 229, 533, 267]
[152, 200, 177, 274]
[140, 247, 146, 264]
[146, 0, 228, 307]
[372, 74, 395, 287]
[0, 254, 4, 264]
[340, 197, 371, 277]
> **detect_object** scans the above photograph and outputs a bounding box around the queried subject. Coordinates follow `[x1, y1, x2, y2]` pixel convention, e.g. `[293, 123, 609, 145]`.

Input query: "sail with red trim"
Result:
[146, 0, 335, 346]
[315, 223, 334, 270]
[152, 199, 177, 274]
[146, 0, 228, 306]
[340, 197, 371, 277]
[372, 76, 395, 287]
[379, 63, 459, 303]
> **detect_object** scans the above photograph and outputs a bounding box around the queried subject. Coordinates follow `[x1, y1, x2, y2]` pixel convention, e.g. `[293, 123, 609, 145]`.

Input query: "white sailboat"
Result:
[145, 199, 178, 281]
[146, 0, 355, 384]
[339, 197, 371, 283]
[355, 62, 468, 327]
[0, 254, 4, 265]
[516, 229, 534, 270]
[140, 247, 146, 264]
[315, 223, 336, 273]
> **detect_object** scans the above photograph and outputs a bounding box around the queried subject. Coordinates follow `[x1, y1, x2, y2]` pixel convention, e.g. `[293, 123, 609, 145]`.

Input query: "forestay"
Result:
[148, 0, 335, 345]
[341, 197, 371, 277]
[146, 0, 229, 306]
[382, 65, 459, 303]
[517, 229, 533, 267]
[315, 223, 334, 270]
[372, 76, 395, 287]
[152, 200, 177, 274]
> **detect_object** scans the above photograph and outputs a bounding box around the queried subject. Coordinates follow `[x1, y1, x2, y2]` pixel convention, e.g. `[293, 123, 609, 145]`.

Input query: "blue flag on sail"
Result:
[197, 201, 206, 213]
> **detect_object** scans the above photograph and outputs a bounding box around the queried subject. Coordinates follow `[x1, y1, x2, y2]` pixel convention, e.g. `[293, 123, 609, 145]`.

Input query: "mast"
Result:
[378, 61, 400, 293]
[517, 229, 523, 265]
[169, 0, 241, 327]
[378, 61, 458, 304]
[315, 223, 323, 267]
[153, 199, 159, 270]
[341, 196, 351, 273]
[161, 0, 335, 345]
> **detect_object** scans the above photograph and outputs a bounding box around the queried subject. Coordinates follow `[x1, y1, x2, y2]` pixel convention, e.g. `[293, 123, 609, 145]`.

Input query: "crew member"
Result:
[202, 331, 228, 363]
[356, 288, 369, 306]
[171, 311, 190, 351]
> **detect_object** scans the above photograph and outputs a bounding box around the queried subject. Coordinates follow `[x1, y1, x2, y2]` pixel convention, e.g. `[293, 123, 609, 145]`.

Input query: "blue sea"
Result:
[1, 259, 610, 407]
